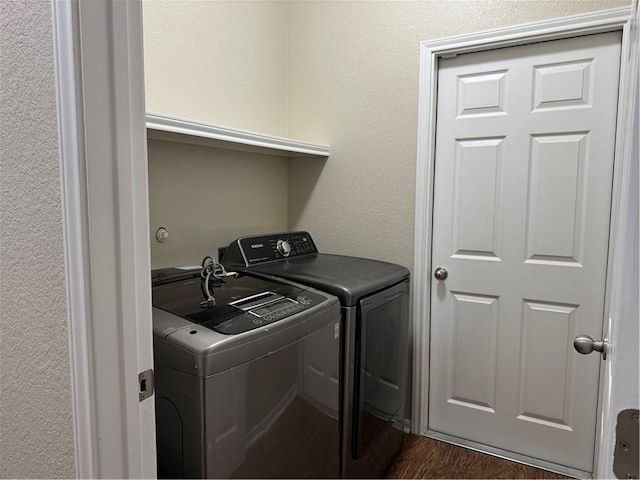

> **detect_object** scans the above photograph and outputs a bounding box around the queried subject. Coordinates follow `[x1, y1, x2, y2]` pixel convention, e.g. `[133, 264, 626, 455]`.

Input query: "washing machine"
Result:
[152, 266, 341, 478]
[223, 232, 410, 478]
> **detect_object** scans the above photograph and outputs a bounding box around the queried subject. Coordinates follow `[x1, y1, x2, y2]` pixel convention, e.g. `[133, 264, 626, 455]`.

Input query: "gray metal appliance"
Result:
[223, 232, 410, 478]
[152, 267, 341, 478]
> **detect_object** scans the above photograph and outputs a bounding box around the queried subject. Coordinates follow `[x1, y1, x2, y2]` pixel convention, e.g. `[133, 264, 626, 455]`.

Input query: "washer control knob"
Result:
[277, 239, 292, 257]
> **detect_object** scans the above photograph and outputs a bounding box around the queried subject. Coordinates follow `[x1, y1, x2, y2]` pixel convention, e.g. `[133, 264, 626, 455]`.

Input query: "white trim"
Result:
[596, 2, 639, 478]
[412, 5, 635, 474]
[52, 1, 97, 477]
[146, 112, 330, 157]
[411, 26, 439, 435]
[52, 0, 156, 477]
[421, 5, 631, 55]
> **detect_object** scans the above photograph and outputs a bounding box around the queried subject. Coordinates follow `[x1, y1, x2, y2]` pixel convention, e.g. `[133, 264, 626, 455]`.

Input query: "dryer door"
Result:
[353, 280, 409, 460]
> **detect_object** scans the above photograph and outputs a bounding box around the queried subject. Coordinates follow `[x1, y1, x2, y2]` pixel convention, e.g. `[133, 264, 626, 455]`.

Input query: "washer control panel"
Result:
[226, 231, 318, 266]
[216, 291, 325, 334]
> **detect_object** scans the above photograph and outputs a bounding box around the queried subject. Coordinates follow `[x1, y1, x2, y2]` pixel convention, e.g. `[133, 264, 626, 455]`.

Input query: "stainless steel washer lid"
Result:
[151, 268, 341, 377]
[242, 253, 409, 307]
[153, 298, 340, 377]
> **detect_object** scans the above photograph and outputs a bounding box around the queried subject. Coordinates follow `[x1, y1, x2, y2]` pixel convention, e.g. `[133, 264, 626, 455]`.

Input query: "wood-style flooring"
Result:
[385, 434, 569, 479]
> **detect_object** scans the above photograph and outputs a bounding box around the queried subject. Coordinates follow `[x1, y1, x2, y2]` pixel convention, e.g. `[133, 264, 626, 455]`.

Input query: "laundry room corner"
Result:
[12, 0, 634, 478]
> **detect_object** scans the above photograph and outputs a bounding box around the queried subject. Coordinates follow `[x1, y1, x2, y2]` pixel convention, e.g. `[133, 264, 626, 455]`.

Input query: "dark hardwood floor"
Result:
[385, 434, 569, 479]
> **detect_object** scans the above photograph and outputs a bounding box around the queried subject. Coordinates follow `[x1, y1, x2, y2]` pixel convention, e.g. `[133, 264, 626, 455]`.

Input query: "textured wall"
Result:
[143, 0, 288, 136]
[148, 140, 289, 268]
[286, 0, 630, 268]
[143, 0, 290, 268]
[0, 0, 75, 478]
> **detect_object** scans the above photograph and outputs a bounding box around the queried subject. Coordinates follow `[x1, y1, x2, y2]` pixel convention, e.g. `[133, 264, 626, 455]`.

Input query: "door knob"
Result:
[434, 267, 448, 280]
[574, 334, 608, 360]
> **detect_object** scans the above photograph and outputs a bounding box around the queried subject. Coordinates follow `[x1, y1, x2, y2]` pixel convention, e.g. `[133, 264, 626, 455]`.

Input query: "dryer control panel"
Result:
[224, 231, 318, 267]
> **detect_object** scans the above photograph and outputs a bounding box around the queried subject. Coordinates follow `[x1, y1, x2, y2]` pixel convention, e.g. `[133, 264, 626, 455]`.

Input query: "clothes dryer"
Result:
[223, 232, 410, 478]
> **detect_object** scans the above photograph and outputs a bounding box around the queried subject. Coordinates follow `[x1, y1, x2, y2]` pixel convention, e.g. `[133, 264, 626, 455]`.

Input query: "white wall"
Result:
[0, 1, 75, 477]
[148, 140, 289, 268]
[143, 0, 290, 268]
[286, 0, 630, 269]
[143, 0, 629, 271]
[143, 0, 288, 136]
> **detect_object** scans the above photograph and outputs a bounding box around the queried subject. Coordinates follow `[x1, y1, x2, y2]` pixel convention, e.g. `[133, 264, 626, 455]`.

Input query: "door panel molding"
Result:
[412, 6, 635, 478]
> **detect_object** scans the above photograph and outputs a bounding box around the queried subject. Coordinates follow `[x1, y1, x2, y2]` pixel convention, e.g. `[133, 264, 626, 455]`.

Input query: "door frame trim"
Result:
[412, 5, 636, 477]
[51, 0, 156, 477]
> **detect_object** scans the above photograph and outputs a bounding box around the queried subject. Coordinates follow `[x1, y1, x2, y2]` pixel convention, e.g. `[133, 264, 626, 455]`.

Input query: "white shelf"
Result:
[146, 113, 330, 158]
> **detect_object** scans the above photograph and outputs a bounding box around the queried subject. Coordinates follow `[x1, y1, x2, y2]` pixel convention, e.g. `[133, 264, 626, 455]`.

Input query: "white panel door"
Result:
[429, 31, 622, 473]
